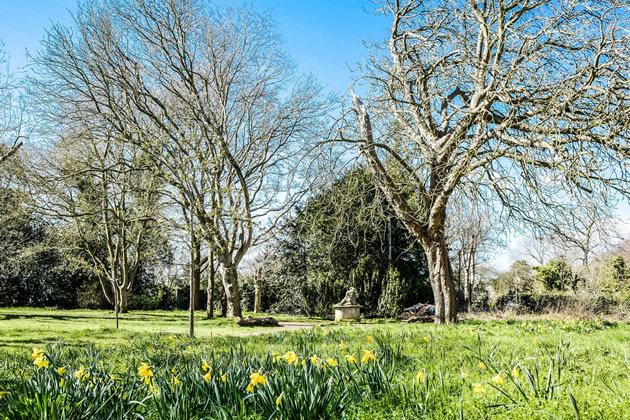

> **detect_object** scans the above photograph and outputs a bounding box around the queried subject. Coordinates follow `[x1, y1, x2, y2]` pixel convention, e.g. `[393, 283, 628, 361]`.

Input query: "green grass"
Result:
[0, 308, 326, 350]
[0, 309, 629, 419]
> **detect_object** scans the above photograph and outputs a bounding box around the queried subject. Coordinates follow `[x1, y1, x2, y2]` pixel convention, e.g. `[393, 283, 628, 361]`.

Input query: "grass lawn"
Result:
[0, 308, 326, 350]
[0, 309, 629, 419]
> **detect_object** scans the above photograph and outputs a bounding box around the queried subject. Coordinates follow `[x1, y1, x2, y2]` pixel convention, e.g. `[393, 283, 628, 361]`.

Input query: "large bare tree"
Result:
[33, 0, 328, 322]
[341, 0, 630, 323]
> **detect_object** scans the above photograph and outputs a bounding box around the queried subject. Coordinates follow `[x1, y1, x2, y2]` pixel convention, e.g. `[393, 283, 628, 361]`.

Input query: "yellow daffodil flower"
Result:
[249, 372, 266, 387]
[75, 366, 89, 381]
[59, 379, 65, 387]
[172, 376, 181, 386]
[34, 357, 49, 369]
[247, 383, 254, 392]
[137, 363, 154, 384]
[492, 374, 504, 385]
[416, 371, 424, 382]
[201, 360, 212, 372]
[478, 362, 486, 370]
[512, 367, 520, 378]
[283, 351, 298, 365]
[423, 336, 430, 342]
[203, 372, 212, 382]
[361, 350, 376, 363]
[276, 392, 283, 406]
[473, 383, 486, 394]
[339, 342, 346, 350]
[57, 367, 66, 375]
[31, 348, 44, 360]
[326, 358, 338, 367]
[367, 336, 374, 343]
[345, 354, 357, 364]
[220, 372, 227, 383]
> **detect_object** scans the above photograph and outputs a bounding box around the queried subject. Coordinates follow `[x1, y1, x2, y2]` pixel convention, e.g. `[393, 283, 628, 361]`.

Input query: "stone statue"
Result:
[338, 287, 358, 306]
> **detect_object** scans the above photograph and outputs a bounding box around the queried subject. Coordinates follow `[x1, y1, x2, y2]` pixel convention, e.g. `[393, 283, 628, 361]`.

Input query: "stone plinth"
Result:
[333, 304, 362, 322]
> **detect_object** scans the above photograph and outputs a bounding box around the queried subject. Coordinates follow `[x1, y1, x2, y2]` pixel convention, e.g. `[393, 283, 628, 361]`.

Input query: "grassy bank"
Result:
[0, 309, 628, 419]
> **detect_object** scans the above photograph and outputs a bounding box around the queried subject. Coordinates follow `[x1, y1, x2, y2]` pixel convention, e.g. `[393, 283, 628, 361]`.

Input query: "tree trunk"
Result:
[253, 268, 262, 313]
[192, 240, 201, 310]
[206, 248, 214, 318]
[189, 207, 195, 338]
[422, 234, 457, 324]
[118, 287, 128, 313]
[220, 263, 242, 318]
[220, 288, 227, 317]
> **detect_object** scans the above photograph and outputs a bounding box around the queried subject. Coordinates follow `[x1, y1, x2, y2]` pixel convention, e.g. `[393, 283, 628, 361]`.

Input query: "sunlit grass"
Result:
[0, 310, 628, 418]
[0, 308, 325, 351]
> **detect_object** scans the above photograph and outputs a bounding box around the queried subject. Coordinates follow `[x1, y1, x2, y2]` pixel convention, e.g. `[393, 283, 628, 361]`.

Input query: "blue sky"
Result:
[0, 0, 389, 96]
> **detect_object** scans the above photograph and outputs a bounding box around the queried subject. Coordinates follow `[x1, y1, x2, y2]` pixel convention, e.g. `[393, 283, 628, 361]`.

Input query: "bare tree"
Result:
[341, 0, 630, 323]
[447, 200, 502, 311]
[27, 126, 161, 320]
[32, 0, 329, 323]
[0, 41, 26, 166]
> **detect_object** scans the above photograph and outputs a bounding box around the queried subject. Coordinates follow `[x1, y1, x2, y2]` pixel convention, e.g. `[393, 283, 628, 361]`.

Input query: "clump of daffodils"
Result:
[31, 348, 49, 369]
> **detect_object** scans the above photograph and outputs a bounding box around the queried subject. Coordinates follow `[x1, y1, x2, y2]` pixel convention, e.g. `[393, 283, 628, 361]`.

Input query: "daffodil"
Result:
[31, 348, 44, 360]
[492, 374, 504, 385]
[361, 349, 376, 363]
[59, 378, 66, 387]
[201, 360, 212, 372]
[203, 372, 212, 382]
[283, 351, 298, 365]
[345, 354, 357, 364]
[247, 383, 254, 392]
[301, 359, 307, 366]
[276, 392, 283, 406]
[249, 372, 266, 387]
[172, 376, 181, 386]
[326, 358, 338, 367]
[171, 367, 177, 375]
[75, 366, 89, 381]
[137, 363, 154, 384]
[122, 392, 127, 400]
[512, 367, 520, 378]
[478, 362, 486, 370]
[57, 367, 66, 375]
[423, 336, 430, 343]
[220, 372, 227, 383]
[310, 354, 319, 365]
[367, 336, 374, 343]
[34, 356, 49, 369]
[461, 371, 469, 379]
[339, 342, 346, 350]
[416, 371, 424, 382]
[473, 383, 486, 394]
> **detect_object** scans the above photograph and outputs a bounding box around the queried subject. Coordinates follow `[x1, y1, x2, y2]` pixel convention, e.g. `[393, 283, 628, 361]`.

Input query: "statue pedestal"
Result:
[333, 304, 362, 322]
